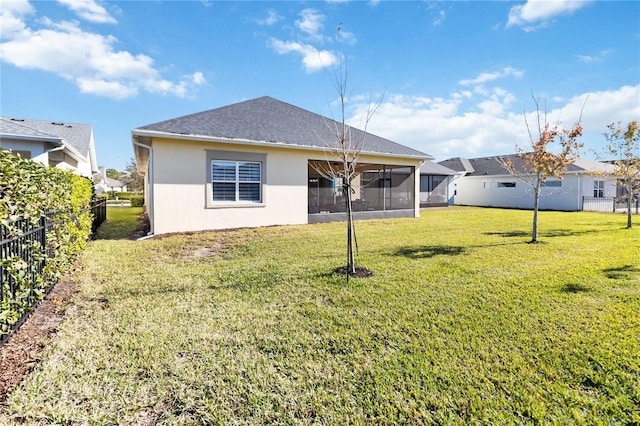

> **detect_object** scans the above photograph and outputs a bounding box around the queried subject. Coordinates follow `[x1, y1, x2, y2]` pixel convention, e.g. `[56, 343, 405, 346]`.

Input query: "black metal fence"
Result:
[0, 198, 107, 346]
[582, 196, 640, 214]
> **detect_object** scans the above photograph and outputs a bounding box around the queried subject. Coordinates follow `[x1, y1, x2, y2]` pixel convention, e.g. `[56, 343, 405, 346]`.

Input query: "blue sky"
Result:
[1, 0, 639, 171]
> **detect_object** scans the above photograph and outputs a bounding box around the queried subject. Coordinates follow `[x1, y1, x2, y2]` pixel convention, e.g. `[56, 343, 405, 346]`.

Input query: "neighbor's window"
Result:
[497, 181, 516, 188]
[593, 180, 604, 198]
[541, 180, 562, 188]
[212, 160, 261, 202]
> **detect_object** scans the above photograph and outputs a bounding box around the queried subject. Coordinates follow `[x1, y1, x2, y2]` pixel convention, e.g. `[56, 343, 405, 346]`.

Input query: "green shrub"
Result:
[0, 150, 93, 338]
[130, 196, 144, 207]
[108, 191, 143, 200]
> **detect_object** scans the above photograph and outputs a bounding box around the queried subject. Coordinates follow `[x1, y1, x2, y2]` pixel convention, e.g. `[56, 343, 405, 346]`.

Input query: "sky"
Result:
[1, 0, 639, 171]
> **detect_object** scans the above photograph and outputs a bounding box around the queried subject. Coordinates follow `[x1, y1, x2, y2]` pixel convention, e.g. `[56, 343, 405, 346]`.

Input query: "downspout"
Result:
[132, 138, 154, 236]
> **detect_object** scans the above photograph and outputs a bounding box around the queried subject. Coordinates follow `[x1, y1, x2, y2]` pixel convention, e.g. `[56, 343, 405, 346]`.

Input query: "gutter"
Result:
[131, 136, 154, 236]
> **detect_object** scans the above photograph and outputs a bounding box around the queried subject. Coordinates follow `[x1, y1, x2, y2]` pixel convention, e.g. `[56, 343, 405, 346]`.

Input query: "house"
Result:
[94, 166, 127, 194]
[439, 155, 617, 211]
[419, 161, 460, 207]
[131, 96, 431, 235]
[0, 116, 99, 179]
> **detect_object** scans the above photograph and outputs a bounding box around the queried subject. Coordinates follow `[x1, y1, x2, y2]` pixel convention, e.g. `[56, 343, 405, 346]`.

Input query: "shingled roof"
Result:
[439, 154, 611, 176]
[0, 116, 94, 160]
[134, 96, 431, 159]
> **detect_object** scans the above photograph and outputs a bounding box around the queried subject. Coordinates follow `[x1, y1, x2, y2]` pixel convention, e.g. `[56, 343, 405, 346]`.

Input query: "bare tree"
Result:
[313, 44, 381, 278]
[604, 120, 640, 229]
[498, 95, 584, 243]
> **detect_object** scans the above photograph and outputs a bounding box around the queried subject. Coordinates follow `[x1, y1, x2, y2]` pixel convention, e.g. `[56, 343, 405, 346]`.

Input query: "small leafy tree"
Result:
[106, 168, 121, 180]
[499, 96, 584, 243]
[604, 120, 640, 229]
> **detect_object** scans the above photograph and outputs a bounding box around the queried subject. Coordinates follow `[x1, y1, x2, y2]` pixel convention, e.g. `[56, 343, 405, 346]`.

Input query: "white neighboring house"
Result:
[0, 116, 99, 179]
[419, 161, 460, 207]
[131, 96, 432, 235]
[439, 155, 617, 211]
[94, 166, 127, 194]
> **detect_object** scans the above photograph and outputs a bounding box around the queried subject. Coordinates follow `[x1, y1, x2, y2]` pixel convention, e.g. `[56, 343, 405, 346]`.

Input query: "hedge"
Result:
[130, 196, 144, 207]
[0, 150, 93, 339]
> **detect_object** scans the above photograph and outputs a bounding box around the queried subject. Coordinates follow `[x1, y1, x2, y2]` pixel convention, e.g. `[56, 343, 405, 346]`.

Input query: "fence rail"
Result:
[582, 196, 640, 214]
[0, 198, 107, 346]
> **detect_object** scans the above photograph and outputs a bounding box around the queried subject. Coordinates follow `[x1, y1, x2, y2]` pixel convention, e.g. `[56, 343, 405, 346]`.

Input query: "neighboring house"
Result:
[0, 116, 99, 179]
[439, 154, 617, 211]
[94, 166, 127, 193]
[131, 96, 432, 235]
[419, 161, 460, 207]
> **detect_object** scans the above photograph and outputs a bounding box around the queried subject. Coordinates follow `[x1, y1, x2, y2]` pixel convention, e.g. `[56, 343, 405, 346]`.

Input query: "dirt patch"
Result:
[130, 212, 150, 240]
[333, 265, 373, 278]
[0, 278, 77, 403]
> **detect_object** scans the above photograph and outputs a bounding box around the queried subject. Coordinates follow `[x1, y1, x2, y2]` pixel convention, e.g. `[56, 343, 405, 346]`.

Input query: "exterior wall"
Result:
[0, 138, 49, 165]
[150, 137, 422, 234]
[454, 174, 587, 211]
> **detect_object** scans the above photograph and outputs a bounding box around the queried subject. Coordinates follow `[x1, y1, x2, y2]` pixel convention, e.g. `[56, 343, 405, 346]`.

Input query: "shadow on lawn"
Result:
[484, 228, 603, 239]
[604, 265, 640, 280]
[561, 283, 591, 293]
[394, 245, 466, 259]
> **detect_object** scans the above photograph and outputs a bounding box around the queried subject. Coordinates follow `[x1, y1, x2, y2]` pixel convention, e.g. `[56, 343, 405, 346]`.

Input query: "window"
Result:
[594, 180, 604, 198]
[497, 181, 516, 188]
[212, 161, 261, 202]
[541, 180, 562, 187]
[206, 150, 266, 208]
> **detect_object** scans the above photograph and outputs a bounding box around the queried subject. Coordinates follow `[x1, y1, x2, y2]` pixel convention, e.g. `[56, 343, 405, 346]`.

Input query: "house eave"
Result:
[131, 129, 431, 161]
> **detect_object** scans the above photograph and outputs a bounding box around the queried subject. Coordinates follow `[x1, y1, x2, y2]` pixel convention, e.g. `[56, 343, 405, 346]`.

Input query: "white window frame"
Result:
[206, 150, 266, 208]
[593, 180, 604, 198]
[497, 181, 516, 188]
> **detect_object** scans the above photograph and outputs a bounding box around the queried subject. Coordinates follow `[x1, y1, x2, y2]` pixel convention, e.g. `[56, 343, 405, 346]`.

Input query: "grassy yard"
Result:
[2, 207, 638, 424]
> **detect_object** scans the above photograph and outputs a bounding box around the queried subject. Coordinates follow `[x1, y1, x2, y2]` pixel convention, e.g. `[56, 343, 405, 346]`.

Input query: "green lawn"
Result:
[3, 207, 639, 424]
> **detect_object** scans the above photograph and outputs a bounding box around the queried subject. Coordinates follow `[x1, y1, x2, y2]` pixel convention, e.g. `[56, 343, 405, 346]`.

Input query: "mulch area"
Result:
[0, 277, 77, 402]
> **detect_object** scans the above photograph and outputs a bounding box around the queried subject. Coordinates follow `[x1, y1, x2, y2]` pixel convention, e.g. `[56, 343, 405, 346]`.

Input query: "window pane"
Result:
[238, 162, 260, 182]
[212, 161, 236, 181]
[213, 182, 236, 201]
[239, 183, 260, 201]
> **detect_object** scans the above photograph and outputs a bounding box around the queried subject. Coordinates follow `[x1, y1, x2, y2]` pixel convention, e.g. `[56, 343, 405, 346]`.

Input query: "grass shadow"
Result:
[394, 245, 466, 259]
[483, 231, 529, 238]
[604, 265, 640, 280]
[561, 283, 591, 293]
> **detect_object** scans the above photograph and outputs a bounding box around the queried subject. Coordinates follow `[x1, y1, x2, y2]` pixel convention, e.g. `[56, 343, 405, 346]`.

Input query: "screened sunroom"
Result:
[308, 160, 416, 223]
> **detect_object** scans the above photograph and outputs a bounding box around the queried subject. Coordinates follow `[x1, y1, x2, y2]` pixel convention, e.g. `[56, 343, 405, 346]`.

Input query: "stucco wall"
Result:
[150, 137, 422, 234]
[0, 138, 48, 164]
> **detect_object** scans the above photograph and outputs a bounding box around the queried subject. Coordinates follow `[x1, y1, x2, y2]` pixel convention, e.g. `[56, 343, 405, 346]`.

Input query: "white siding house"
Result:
[439, 156, 617, 211]
[0, 117, 99, 179]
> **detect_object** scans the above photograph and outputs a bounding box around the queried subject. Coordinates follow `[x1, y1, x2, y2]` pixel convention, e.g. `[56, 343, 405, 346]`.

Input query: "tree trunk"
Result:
[531, 176, 541, 243]
[627, 193, 633, 229]
[346, 181, 355, 274]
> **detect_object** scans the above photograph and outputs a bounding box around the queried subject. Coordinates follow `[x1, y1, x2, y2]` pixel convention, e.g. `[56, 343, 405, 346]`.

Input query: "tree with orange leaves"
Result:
[499, 95, 584, 243]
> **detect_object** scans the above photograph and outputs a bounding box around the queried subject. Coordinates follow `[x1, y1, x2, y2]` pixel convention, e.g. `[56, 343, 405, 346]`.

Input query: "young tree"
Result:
[122, 157, 144, 192]
[604, 120, 640, 229]
[313, 41, 381, 278]
[498, 96, 584, 243]
[106, 168, 121, 180]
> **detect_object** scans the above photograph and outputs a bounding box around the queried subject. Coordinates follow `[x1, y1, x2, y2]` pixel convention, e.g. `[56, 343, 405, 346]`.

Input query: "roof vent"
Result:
[51, 122, 64, 125]
[10, 118, 25, 122]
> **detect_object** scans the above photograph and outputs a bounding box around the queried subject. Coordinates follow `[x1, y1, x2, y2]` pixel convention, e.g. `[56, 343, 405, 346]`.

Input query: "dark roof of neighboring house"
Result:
[134, 96, 431, 159]
[439, 154, 610, 176]
[0, 116, 93, 159]
[420, 161, 458, 175]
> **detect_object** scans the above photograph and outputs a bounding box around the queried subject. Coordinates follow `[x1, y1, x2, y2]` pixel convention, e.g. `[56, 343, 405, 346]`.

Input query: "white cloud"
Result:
[296, 8, 325, 41]
[576, 49, 613, 64]
[507, 0, 590, 30]
[0, 13, 205, 99]
[459, 67, 524, 87]
[346, 83, 639, 162]
[268, 38, 336, 73]
[56, 0, 116, 24]
[433, 10, 445, 26]
[257, 10, 281, 26]
[0, 0, 34, 38]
